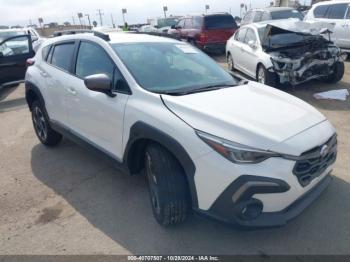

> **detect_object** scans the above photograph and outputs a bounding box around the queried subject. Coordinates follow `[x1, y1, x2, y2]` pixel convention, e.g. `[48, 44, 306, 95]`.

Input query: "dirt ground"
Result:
[0, 57, 349, 255]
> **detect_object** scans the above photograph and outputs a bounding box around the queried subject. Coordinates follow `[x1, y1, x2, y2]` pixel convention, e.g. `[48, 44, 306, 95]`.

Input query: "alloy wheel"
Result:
[33, 107, 47, 141]
[145, 152, 161, 215]
[258, 67, 266, 84]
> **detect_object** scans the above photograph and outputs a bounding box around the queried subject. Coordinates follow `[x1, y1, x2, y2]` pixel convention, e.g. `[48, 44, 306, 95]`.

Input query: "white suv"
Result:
[305, 0, 350, 52]
[25, 30, 337, 227]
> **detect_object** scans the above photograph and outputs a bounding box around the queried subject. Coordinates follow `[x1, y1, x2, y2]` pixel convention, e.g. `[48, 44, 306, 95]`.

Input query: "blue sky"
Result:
[0, 0, 275, 26]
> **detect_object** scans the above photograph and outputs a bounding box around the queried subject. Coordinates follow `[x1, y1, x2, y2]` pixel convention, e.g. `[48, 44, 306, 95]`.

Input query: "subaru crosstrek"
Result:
[25, 30, 337, 227]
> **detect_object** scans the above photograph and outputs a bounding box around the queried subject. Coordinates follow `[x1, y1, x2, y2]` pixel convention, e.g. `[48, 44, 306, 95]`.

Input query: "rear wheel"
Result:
[324, 62, 345, 84]
[145, 143, 189, 226]
[31, 101, 62, 146]
[227, 53, 234, 71]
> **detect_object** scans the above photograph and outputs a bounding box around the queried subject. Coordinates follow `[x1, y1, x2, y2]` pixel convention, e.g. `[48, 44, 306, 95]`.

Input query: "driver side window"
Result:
[75, 41, 114, 80]
[0, 36, 30, 57]
[234, 28, 247, 43]
[244, 29, 257, 44]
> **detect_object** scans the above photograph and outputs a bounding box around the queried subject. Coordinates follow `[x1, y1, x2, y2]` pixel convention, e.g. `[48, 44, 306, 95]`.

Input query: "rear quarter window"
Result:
[204, 15, 237, 30]
[42, 45, 51, 61]
[327, 3, 348, 19]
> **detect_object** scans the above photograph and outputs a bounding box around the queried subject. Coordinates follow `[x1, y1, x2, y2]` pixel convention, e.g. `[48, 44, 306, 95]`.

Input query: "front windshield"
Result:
[111, 42, 237, 94]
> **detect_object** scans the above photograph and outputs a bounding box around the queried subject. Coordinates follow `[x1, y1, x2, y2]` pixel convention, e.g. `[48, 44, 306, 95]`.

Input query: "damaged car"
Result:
[226, 19, 347, 87]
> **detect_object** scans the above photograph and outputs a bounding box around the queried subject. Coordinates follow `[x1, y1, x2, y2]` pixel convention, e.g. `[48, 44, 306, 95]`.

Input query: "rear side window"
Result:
[327, 4, 348, 19]
[242, 11, 253, 24]
[261, 12, 271, 21]
[270, 10, 304, 20]
[51, 43, 75, 72]
[193, 17, 203, 29]
[184, 18, 193, 29]
[75, 41, 114, 80]
[253, 11, 263, 22]
[347, 6, 350, 19]
[204, 15, 237, 30]
[314, 5, 330, 18]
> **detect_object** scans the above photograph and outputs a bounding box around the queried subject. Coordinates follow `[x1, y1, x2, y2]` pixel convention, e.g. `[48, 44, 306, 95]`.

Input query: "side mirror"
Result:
[248, 40, 258, 49]
[171, 25, 176, 29]
[84, 74, 116, 97]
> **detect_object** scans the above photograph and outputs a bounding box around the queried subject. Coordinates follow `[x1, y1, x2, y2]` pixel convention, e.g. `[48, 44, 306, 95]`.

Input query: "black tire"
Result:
[31, 101, 62, 146]
[256, 64, 277, 87]
[324, 62, 345, 84]
[227, 53, 234, 71]
[145, 143, 190, 226]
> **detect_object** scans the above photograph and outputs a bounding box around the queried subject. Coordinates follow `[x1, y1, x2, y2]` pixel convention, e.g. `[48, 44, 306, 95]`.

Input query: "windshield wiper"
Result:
[164, 84, 235, 96]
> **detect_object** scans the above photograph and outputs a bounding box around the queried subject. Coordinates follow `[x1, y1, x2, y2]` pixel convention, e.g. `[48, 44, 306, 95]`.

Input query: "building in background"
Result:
[274, 0, 301, 7]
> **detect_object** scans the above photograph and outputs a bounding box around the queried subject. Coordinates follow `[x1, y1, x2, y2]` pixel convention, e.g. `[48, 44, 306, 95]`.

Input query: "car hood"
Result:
[260, 19, 335, 51]
[162, 82, 326, 153]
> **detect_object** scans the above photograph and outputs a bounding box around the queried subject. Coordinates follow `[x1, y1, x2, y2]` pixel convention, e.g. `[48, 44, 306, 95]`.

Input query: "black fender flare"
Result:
[25, 81, 45, 111]
[124, 121, 198, 208]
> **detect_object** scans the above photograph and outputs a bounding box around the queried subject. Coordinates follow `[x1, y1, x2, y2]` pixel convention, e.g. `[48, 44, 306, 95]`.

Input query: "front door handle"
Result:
[67, 87, 76, 95]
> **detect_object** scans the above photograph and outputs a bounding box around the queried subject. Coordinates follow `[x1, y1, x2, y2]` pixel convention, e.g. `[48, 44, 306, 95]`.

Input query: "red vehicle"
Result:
[170, 13, 238, 52]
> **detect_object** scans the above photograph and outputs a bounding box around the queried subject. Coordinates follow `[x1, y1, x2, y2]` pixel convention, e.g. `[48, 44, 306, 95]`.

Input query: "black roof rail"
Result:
[52, 29, 110, 41]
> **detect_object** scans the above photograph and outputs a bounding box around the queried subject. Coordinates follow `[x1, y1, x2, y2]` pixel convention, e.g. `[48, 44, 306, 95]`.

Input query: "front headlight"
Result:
[196, 130, 280, 164]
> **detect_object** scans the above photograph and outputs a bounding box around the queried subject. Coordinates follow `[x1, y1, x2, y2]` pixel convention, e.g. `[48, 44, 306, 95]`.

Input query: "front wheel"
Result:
[324, 62, 345, 84]
[257, 64, 277, 87]
[145, 143, 190, 226]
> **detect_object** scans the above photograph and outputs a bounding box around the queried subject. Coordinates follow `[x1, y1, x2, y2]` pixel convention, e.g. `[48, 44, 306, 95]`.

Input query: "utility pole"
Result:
[72, 16, 76, 25]
[163, 6, 168, 19]
[110, 14, 115, 28]
[122, 9, 127, 24]
[205, 4, 210, 14]
[97, 9, 104, 26]
[85, 14, 91, 27]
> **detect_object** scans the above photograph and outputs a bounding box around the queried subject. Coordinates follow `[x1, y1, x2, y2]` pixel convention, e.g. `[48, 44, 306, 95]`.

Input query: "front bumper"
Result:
[197, 174, 332, 227]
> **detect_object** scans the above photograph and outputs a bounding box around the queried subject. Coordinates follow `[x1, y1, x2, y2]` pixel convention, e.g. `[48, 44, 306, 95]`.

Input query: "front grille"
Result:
[293, 135, 337, 187]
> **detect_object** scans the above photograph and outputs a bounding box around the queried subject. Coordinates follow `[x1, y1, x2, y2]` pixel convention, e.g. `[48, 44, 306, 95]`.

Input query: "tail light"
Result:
[26, 58, 35, 67]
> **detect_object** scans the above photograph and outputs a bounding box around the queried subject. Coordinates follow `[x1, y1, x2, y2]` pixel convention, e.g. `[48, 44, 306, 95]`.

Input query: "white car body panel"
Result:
[162, 82, 325, 154]
[305, 0, 350, 51]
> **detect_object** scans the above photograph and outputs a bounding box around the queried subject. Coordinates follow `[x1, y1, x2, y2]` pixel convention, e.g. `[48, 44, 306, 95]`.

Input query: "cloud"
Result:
[0, 0, 271, 26]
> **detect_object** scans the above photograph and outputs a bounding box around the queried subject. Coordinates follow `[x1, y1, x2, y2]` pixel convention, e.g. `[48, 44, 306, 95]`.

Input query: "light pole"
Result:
[77, 13, 83, 28]
[97, 9, 104, 26]
[205, 4, 210, 14]
[163, 6, 168, 19]
[85, 14, 91, 28]
[122, 8, 127, 24]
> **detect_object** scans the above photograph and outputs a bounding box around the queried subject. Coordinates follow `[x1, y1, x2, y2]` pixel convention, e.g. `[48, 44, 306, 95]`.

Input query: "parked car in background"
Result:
[304, 0, 350, 52]
[0, 32, 35, 87]
[0, 28, 44, 51]
[25, 30, 336, 227]
[226, 19, 346, 87]
[170, 13, 238, 52]
[241, 7, 304, 26]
